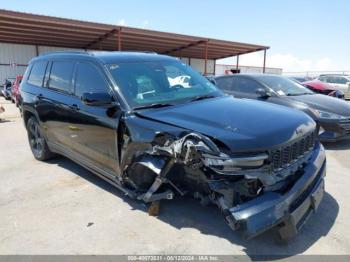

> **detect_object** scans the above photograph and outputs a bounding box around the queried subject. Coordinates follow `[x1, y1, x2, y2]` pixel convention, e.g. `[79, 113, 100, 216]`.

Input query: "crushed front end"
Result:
[121, 122, 326, 240]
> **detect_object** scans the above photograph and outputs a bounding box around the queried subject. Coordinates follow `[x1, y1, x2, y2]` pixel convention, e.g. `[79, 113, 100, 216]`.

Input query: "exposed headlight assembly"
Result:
[316, 110, 347, 120]
[203, 153, 268, 174]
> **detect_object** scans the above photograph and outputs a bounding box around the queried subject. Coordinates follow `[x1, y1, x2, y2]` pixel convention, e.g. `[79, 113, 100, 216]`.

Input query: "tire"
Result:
[26, 116, 54, 161]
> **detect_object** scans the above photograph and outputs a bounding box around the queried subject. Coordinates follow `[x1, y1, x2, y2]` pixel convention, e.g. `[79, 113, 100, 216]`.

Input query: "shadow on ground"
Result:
[323, 139, 350, 150]
[47, 156, 338, 259]
[0, 119, 11, 123]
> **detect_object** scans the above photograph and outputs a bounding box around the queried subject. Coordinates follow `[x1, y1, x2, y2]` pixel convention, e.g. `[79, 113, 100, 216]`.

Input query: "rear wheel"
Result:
[27, 117, 54, 161]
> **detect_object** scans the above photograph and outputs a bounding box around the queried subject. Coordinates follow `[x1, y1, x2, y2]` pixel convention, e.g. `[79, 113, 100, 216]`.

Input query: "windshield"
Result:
[107, 60, 222, 108]
[256, 75, 314, 96]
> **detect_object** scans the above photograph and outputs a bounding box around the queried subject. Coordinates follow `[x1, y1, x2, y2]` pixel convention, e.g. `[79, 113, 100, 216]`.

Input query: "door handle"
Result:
[36, 94, 43, 100]
[69, 104, 80, 111]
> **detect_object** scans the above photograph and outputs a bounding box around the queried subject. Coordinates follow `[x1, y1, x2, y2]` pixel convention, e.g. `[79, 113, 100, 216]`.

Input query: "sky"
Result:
[1, 0, 349, 72]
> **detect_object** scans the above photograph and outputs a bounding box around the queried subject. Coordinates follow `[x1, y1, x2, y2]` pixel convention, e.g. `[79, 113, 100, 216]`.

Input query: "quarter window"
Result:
[48, 61, 75, 93]
[74, 62, 109, 98]
[27, 61, 48, 87]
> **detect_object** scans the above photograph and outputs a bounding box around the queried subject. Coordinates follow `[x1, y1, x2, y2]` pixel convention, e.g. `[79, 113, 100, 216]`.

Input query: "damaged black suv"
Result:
[20, 51, 326, 239]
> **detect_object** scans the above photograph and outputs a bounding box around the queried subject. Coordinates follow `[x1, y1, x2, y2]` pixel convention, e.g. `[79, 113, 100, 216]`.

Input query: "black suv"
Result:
[20, 51, 326, 239]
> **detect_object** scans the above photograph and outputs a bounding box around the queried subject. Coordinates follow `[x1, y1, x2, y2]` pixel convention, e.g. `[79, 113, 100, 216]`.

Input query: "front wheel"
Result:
[27, 117, 54, 161]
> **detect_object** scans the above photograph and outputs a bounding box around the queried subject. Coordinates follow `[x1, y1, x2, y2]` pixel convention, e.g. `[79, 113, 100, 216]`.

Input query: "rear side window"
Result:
[334, 77, 348, 84]
[48, 61, 75, 93]
[27, 61, 47, 87]
[74, 62, 109, 98]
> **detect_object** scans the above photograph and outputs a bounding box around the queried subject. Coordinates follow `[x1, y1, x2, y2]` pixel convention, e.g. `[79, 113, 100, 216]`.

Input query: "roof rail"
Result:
[39, 50, 159, 57]
[39, 50, 89, 56]
[119, 50, 158, 54]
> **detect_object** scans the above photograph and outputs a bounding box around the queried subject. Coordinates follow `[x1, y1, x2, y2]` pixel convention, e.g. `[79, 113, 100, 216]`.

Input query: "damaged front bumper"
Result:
[228, 143, 326, 239]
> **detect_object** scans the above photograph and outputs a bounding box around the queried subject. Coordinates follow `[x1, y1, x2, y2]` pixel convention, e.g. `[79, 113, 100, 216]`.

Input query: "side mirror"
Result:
[81, 92, 114, 106]
[256, 88, 271, 99]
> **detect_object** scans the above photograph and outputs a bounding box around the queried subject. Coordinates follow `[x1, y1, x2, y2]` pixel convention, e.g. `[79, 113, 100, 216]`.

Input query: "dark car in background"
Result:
[290, 76, 313, 83]
[20, 51, 326, 240]
[215, 74, 350, 142]
[1, 78, 15, 100]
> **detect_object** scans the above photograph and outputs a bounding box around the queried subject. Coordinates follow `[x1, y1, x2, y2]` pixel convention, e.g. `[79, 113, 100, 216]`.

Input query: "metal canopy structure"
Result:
[0, 9, 269, 74]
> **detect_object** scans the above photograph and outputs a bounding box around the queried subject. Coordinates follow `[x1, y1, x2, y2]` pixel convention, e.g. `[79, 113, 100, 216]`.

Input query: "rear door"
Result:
[67, 61, 120, 176]
[42, 60, 76, 149]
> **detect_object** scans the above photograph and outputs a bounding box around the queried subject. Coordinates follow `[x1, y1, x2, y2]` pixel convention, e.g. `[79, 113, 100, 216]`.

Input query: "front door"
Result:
[67, 61, 121, 176]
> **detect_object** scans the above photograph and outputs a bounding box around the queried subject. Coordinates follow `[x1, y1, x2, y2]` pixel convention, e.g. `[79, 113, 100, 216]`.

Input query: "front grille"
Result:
[271, 131, 316, 171]
[339, 118, 350, 134]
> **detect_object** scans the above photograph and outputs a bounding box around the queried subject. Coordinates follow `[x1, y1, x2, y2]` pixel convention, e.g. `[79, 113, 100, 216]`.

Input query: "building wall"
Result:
[0, 43, 86, 83]
[0, 42, 215, 83]
[179, 58, 215, 75]
[215, 64, 283, 76]
[189, 58, 215, 75]
[0, 43, 37, 83]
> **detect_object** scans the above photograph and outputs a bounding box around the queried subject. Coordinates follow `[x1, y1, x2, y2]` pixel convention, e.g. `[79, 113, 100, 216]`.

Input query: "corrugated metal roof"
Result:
[0, 9, 269, 60]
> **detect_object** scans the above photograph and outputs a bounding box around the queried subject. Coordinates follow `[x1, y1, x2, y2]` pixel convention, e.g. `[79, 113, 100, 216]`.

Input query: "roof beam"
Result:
[84, 28, 118, 49]
[215, 48, 269, 60]
[163, 40, 207, 54]
[0, 29, 95, 43]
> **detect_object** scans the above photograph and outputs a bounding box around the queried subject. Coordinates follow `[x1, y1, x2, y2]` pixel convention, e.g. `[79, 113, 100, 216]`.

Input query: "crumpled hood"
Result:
[287, 94, 350, 117]
[137, 96, 316, 152]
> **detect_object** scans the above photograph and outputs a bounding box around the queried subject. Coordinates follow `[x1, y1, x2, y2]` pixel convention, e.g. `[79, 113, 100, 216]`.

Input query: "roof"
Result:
[0, 9, 269, 60]
[33, 51, 177, 64]
[214, 73, 277, 79]
[319, 74, 350, 77]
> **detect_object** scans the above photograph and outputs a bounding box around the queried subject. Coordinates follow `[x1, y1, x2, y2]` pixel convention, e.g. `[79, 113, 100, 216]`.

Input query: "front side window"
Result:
[325, 76, 335, 83]
[318, 76, 327, 82]
[27, 61, 48, 87]
[48, 61, 75, 93]
[255, 75, 314, 96]
[74, 62, 109, 98]
[107, 60, 222, 108]
[216, 77, 235, 91]
[234, 77, 262, 94]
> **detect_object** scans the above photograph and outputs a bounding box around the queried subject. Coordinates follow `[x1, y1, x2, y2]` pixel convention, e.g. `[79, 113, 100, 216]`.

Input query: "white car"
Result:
[317, 74, 350, 92]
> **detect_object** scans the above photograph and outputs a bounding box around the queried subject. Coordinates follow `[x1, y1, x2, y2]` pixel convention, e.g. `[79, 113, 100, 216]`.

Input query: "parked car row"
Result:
[317, 74, 350, 93]
[1, 76, 23, 107]
[17, 51, 328, 241]
[213, 74, 350, 142]
[290, 74, 350, 99]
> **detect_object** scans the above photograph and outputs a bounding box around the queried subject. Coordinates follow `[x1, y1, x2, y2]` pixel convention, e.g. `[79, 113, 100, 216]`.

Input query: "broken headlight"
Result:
[203, 153, 268, 174]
